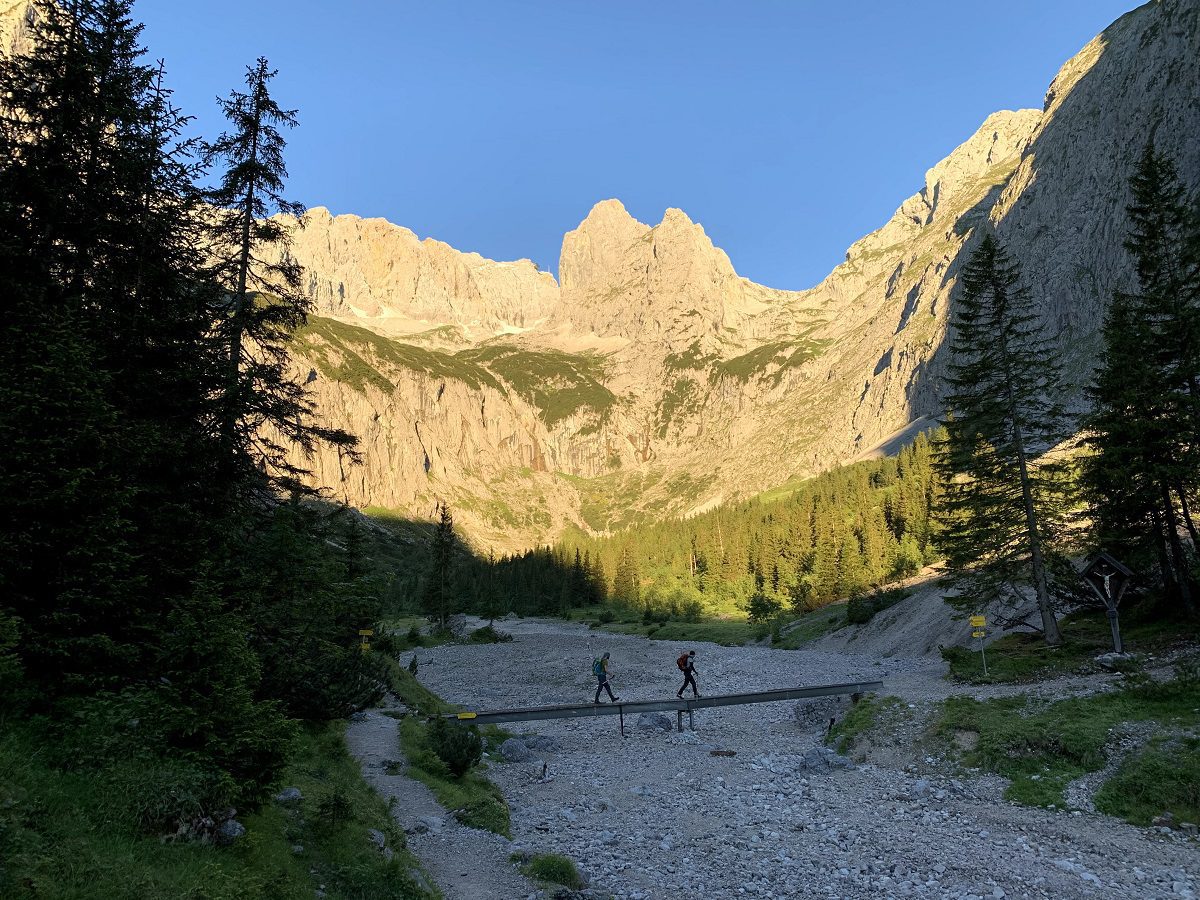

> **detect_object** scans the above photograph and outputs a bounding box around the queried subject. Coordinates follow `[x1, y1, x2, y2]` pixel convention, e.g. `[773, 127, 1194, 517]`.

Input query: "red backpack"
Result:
[676, 654, 689, 671]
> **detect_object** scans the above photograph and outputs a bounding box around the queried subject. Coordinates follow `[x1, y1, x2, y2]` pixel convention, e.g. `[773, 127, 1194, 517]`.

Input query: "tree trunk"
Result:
[1000, 347, 1062, 646]
[1161, 483, 1196, 615]
[1177, 485, 1200, 549]
[1151, 506, 1177, 599]
[1013, 431, 1063, 645]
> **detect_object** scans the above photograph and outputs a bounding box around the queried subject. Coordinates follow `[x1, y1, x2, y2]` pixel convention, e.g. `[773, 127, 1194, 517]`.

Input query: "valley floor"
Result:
[403, 618, 1199, 900]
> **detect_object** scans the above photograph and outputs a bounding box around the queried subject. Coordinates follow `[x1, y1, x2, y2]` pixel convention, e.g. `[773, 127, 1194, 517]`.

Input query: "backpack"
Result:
[677, 654, 689, 671]
[592, 658, 604, 677]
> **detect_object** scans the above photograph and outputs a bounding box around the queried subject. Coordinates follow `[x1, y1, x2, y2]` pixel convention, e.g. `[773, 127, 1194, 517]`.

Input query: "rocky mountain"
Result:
[4, 0, 1198, 553]
[282, 1, 1199, 552]
[0, 0, 35, 56]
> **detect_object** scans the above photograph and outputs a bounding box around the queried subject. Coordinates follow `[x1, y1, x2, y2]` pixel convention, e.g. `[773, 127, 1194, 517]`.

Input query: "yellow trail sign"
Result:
[972, 629, 986, 638]
[358, 629, 374, 636]
[456, 712, 478, 720]
[969, 615, 986, 628]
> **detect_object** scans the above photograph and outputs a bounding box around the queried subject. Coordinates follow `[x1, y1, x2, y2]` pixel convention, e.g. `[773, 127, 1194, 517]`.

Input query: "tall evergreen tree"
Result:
[1083, 145, 1200, 614]
[201, 57, 355, 492]
[422, 503, 457, 630]
[612, 546, 640, 607]
[935, 234, 1068, 644]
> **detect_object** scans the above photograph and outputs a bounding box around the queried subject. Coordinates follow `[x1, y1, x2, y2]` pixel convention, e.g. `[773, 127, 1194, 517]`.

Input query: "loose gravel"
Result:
[398, 617, 1199, 900]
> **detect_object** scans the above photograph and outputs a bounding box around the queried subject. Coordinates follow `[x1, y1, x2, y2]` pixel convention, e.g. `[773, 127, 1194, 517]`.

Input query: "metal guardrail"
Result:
[441, 680, 884, 735]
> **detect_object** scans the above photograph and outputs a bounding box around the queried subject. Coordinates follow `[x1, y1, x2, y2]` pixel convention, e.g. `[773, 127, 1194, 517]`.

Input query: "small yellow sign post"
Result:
[359, 628, 374, 654]
[969, 615, 988, 675]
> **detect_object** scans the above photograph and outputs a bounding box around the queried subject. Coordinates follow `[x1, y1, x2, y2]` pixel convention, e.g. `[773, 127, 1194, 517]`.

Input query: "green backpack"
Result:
[592, 657, 604, 677]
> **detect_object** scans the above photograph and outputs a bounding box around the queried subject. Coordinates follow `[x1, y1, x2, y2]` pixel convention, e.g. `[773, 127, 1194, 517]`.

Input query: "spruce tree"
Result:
[935, 234, 1068, 644]
[1083, 145, 1200, 614]
[612, 547, 640, 607]
[201, 57, 355, 492]
[422, 503, 457, 631]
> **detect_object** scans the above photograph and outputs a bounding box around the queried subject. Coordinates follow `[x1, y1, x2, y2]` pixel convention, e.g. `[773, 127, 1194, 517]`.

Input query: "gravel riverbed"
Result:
[404, 618, 1198, 900]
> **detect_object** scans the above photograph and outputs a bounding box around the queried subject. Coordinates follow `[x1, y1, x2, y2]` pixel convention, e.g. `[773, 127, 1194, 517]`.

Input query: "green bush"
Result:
[316, 789, 354, 824]
[468, 624, 513, 644]
[522, 852, 585, 889]
[428, 717, 483, 777]
[846, 587, 909, 625]
[596, 608, 616, 624]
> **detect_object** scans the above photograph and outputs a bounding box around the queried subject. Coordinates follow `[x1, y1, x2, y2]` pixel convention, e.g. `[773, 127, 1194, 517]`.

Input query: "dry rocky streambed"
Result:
[356, 618, 1198, 900]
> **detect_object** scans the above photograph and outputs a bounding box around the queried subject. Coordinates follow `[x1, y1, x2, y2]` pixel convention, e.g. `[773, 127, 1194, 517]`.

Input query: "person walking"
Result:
[676, 650, 700, 698]
[593, 651, 619, 703]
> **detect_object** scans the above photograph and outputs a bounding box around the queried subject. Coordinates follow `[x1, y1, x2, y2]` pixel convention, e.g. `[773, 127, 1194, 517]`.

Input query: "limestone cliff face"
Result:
[555, 200, 787, 351]
[0, 0, 36, 56]
[273, 207, 559, 341]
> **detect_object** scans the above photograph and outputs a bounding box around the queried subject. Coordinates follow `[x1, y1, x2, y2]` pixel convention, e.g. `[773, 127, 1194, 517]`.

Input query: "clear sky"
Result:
[137, 0, 1137, 290]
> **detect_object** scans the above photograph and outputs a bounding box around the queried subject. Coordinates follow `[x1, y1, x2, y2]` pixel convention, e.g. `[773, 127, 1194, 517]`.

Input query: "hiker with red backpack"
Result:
[593, 651, 619, 703]
[676, 650, 700, 698]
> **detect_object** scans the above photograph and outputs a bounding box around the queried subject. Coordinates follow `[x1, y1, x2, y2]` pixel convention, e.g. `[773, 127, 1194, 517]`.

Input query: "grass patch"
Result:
[775, 603, 848, 649]
[0, 719, 431, 900]
[826, 695, 903, 754]
[712, 338, 828, 385]
[1094, 736, 1200, 826]
[935, 666, 1200, 812]
[942, 611, 1195, 684]
[398, 718, 510, 837]
[296, 316, 501, 394]
[600, 618, 753, 647]
[517, 852, 585, 890]
[664, 340, 720, 371]
[460, 345, 615, 427]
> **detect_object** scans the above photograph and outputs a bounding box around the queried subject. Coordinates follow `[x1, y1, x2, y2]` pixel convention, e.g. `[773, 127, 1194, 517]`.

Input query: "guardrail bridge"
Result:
[446, 680, 883, 736]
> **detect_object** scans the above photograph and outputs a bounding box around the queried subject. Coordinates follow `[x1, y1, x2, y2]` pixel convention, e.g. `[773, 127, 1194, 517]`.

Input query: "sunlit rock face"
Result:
[0, 0, 37, 56]
[4, 1, 1198, 550]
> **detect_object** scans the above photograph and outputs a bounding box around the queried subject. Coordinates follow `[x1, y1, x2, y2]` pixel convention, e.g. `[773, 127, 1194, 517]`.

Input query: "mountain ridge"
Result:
[4, 0, 1197, 553]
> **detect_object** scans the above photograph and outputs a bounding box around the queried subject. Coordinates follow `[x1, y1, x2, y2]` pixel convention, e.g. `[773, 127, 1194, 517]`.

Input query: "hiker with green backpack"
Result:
[592, 651, 619, 703]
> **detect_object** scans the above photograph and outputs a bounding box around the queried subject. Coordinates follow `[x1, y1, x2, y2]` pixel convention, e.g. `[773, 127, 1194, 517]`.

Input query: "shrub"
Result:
[316, 789, 354, 824]
[522, 852, 585, 889]
[406, 625, 423, 647]
[468, 624, 513, 644]
[847, 587, 909, 625]
[428, 717, 483, 777]
[596, 608, 616, 624]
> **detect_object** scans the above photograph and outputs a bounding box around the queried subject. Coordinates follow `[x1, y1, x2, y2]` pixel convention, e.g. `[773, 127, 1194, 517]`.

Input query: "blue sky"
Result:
[138, 1, 1136, 290]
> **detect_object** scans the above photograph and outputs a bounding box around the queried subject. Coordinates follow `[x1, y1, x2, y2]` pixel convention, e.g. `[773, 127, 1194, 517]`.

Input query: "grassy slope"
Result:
[943, 610, 1196, 684]
[0, 720, 431, 900]
[936, 667, 1200, 813]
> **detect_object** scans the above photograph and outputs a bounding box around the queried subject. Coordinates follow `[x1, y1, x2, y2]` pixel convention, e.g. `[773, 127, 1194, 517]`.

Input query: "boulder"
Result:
[274, 787, 303, 805]
[500, 738, 533, 761]
[215, 819, 246, 846]
[522, 734, 559, 751]
[636, 712, 674, 732]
